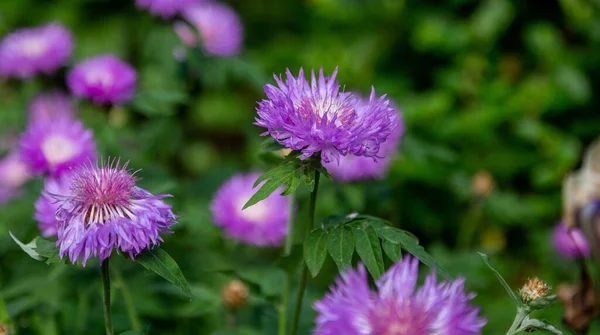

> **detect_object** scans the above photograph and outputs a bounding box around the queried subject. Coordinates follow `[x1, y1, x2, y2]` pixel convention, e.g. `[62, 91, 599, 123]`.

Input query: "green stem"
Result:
[112, 267, 141, 331]
[278, 273, 290, 335]
[101, 259, 114, 335]
[289, 169, 321, 335]
[506, 307, 529, 335]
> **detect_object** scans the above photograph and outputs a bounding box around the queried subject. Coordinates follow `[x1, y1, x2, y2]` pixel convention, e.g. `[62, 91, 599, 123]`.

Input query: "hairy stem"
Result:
[101, 259, 114, 335]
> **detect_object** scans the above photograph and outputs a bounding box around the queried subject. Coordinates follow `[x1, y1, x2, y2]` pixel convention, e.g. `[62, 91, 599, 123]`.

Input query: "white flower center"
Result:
[237, 196, 270, 223]
[41, 134, 78, 165]
[19, 36, 48, 57]
[2, 160, 29, 187]
[85, 68, 114, 88]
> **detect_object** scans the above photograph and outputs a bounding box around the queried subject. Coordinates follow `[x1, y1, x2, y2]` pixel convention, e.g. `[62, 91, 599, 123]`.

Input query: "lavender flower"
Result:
[314, 257, 486, 334]
[35, 173, 73, 237]
[322, 98, 404, 181]
[179, 2, 243, 56]
[0, 22, 73, 79]
[28, 92, 75, 122]
[255, 68, 399, 163]
[67, 54, 137, 105]
[51, 159, 177, 265]
[135, 0, 195, 19]
[0, 152, 31, 204]
[552, 221, 590, 259]
[19, 116, 96, 176]
[210, 172, 289, 247]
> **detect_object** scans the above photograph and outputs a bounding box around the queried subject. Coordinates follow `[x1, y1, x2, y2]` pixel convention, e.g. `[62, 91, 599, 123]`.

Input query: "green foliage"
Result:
[134, 248, 191, 298]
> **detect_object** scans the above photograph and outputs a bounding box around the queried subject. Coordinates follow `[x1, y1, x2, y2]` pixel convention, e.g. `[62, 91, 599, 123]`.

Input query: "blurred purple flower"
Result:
[19, 116, 96, 176]
[210, 172, 289, 247]
[28, 92, 75, 122]
[35, 172, 73, 237]
[179, 1, 243, 56]
[255, 68, 399, 164]
[52, 159, 177, 266]
[0, 22, 73, 79]
[67, 54, 137, 105]
[135, 0, 196, 19]
[552, 221, 591, 259]
[322, 98, 404, 181]
[314, 257, 487, 335]
[0, 152, 31, 204]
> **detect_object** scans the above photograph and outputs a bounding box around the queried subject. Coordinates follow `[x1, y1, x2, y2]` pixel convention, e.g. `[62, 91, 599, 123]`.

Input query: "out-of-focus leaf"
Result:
[303, 229, 329, 277]
[327, 227, 355, 271]
[35, 238, 62, 264]
[135, 248, 192, 298]
[478, 252, 522, 307]
[352, 226, 384, 279]
[382, 240, 402, 262]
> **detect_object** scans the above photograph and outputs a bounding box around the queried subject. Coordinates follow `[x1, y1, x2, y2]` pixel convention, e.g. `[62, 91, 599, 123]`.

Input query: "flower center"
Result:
[19, 36, 48, 57]
[41, 134, 78, 165]
[85, 68, 114, 88]
[370, 299, 430, 335]
[238, 196, 270, 223]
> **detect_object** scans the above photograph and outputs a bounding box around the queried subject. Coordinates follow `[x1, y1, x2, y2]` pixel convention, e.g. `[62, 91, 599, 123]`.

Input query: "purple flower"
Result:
[255, 68, 399, 164]
[51, 159, 177, 265]
[552, 221, 590, 259]
[210, 172, 289, 247]
[0, 22, 73, 79]
[0, 152, 31, 204]
[28, 92, 75, 122]
[135, 0, 196, 19]
[67, 54, 137, 105]
[322, 97, 404, 181]
[179, 2, 243, 56]
[35, 173, 73, 237]
[314, 257, 487, 335]
[19, 116, 96, 176]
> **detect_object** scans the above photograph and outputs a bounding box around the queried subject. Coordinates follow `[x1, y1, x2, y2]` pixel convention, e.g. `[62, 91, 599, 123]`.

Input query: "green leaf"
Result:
[281, 169, 302, 196]
[10, 232, 44, 261]
[478, 252, 522, 306]
[327, 227, 355, 271]
[35, 238, 62, 264]
[260, 137, 286, 152]
[382, 240, 402, 262]
[303, 230, 329, 277]
[0, 295, 9, 324]
[520, 317, 562, 335]
[135, 248, 192, 298]
[352, 226, 384, 279]
[303, 168, 316, 192]
[243, 162, 301, 209]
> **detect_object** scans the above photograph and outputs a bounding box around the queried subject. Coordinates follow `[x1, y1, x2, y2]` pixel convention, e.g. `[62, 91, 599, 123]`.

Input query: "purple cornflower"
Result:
[322, 97, 404, 181]
[552, 221, 590, 259]
[210, 172, 289, 247]
[314, 257, 487, 335]
[0, 152, 31, 204]
[28, 92, 75, 122]
[179, 2, 243, 56]
[19, 116, 96, 176]
[67, 54, 137, 105]
[135, 0, 196, 19]
[35, 172, 73, 237]
[255, 68, 399, 164]
[51, 159, 177, 265]
[0, 22, 73, 79]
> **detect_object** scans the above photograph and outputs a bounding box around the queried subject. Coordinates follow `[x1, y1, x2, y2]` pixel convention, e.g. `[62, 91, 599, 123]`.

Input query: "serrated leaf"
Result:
[382, 240, 402, 262]
[303, 230, 329, 277]
[10, 232, 44, 261]
[478, 252, 522, 306]
[281, 169, 302, 196]
[244, 163, 301, 209]
[352, 226, 384, 279]
[303, 168, 315, 192]
[35, 238, 62, 264]
[135, 248, 192, 298]
[327, 227, 355, 271]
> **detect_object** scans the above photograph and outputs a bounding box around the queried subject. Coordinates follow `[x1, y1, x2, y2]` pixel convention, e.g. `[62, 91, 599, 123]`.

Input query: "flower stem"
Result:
[289, 169, 321, 335]
[278, 273, 290, 335]
[506, 307, 529, 335]
[101, 259, 114, 335]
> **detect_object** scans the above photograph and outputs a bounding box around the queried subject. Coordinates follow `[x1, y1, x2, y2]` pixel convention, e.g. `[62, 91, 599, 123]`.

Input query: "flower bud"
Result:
[0, 322, 8, 335]
[519, 277, 551, 305]
[222, 279, 248, 310]
[471, 170, 495, 197]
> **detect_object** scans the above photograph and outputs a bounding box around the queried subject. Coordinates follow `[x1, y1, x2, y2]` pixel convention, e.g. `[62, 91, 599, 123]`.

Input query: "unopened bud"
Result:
[471, 171, 495, 197]
[222, 279, 248, 310]
[519, 277, 551, 305]
[0, 322, 8, 335]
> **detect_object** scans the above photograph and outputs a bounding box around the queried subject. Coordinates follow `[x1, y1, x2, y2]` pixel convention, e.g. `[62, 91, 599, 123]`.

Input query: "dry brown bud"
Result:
[222, 279, 248, 310]
[471, 170, 495, 197]
[0, 322, 8, 335]
[519, 277, 551, 304]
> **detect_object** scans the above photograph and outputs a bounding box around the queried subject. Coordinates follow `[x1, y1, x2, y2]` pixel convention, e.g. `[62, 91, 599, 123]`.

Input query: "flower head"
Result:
[28, 92, 75, 122]
[67, 54, 137, 105]
[35, 172, 73, 237]
[322, 97, 404, 181]
[314, 257, 486, 334]
[0, 22, 73, 79]
[256, 68, 399, 164]
[519, 277, 551, 304]
[135, 0, 196, 19]
[552, 221, 591, 259]
[52, 159, 177, 265]
[0, 152, 31, 204]
[19, 117, 96, 176]
[179, 2, 243, 56]
[210, 172, 289, 247]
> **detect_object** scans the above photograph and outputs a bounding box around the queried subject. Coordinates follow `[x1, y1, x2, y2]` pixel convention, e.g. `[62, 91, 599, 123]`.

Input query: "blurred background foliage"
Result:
[2, 0, 600, 334]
